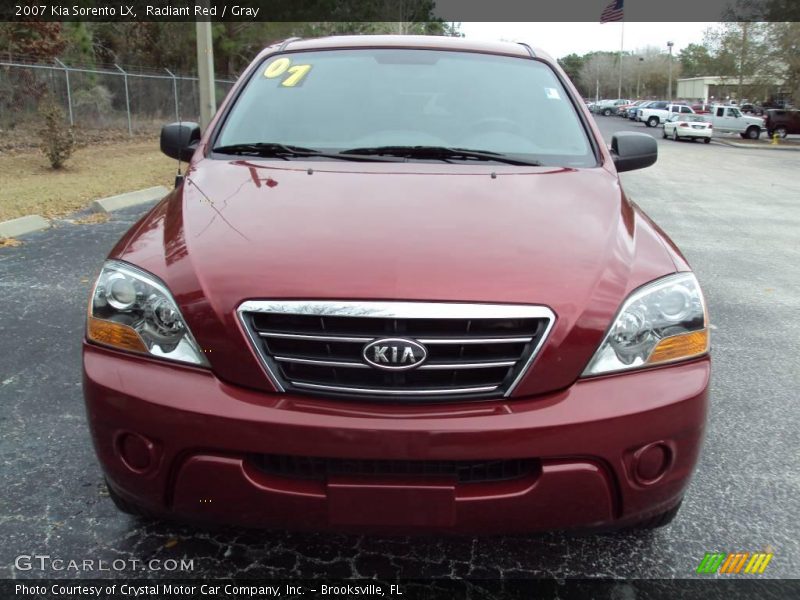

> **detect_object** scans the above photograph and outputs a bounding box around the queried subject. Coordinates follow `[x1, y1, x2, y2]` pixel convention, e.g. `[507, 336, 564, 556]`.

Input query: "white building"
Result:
[677, 76, 786, 104]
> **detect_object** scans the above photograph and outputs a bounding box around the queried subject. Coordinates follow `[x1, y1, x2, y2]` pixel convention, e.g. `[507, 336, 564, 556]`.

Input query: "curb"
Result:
[91, 185, 169, 213]
[0, 215, 51, 238]
[712, 138, 800, 151]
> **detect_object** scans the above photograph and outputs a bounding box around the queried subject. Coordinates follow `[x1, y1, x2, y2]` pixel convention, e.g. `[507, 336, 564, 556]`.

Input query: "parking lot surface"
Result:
[1, 118, 798, 581]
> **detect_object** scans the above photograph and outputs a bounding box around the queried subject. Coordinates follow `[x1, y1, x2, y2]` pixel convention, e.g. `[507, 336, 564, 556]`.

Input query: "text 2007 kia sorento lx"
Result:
[83, 36, 710, 533]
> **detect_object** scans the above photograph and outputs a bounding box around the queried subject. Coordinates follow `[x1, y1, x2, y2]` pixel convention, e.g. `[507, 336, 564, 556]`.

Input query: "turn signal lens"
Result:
[87, 316, 148, 353]
[647, 329, 709, 365]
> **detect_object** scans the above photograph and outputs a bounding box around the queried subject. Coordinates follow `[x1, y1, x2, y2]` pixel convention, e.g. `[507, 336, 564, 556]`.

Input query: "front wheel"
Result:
[647, 116, 659, 128]
[662, 128, 668, 139]
[673, 129, 680, 141]
[703, 137, 711, 144]
[603, 108, 612, 116]
[775, 126, 788, 138]
[745, 126, 760, 140]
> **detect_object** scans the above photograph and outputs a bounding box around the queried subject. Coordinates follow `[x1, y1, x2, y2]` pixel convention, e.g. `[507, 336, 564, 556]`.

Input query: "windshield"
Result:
[215, 49, 595, 167]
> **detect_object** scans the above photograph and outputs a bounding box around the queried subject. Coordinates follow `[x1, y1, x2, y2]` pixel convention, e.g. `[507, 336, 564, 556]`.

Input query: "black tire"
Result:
[633, 500, 683, 529]
[662, 128, 668, 139]
[647, 116, 659, 128]
[703, 137, 711, 144]
[745, 126, 760, 140]
[106, 479, 158, 519]
[603, 108, 612, 116]
[673, 129, 680, 141]
[775, 126, 788, 138]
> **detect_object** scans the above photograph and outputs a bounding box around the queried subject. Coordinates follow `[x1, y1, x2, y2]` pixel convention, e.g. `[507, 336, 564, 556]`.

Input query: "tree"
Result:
[678, 43, 715, 78]
[0, 23, 66, 60]
[578, 52, 618, 99]
[704, 23, 781, 101]
[37, 94, 74, 169]
[558, 53, 584, 87]
[768, 22, 800, 102]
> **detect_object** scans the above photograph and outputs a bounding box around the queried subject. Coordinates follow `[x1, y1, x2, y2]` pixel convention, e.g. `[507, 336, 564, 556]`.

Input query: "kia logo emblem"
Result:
[362, 338, 428, 371]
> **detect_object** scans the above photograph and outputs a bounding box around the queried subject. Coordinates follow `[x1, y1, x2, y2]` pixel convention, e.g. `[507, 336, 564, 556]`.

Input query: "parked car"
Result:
[628, 100, 659, 120]
[739, 103, 759, 115]
[593, 99, 632, 116]
[83, 35, 709, 534]
[707, 105, 764, 139]
[617, 100, 644, 118]
[764, 109, 800, 138]
[691, 103, 713, 114]
[639, 103, 694, 127]
[663, 114, 713, 143]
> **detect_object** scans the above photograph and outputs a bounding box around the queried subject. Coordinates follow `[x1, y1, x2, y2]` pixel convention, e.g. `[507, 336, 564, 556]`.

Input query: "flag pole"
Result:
[617, 21, 624, 98]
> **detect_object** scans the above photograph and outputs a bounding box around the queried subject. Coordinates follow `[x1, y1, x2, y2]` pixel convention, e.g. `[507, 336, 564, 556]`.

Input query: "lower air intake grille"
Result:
[249, 454, 541, 484]
[238, 301, 554, 401]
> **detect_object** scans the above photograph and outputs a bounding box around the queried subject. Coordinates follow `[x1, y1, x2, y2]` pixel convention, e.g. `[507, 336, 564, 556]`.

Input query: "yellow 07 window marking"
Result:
[282, 64, 312, 87]
[263, 57, 312, 87]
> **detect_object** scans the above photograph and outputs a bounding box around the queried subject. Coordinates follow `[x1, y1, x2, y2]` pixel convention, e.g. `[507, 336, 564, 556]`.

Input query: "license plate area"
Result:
[327, 477, 456, 527]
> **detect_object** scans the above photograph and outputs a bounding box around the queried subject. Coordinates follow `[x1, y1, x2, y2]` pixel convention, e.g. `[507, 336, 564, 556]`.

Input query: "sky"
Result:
[459, 22, 718, 59]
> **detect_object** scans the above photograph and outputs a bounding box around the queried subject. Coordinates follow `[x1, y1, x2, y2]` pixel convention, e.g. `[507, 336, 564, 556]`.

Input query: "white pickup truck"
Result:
[705, 105, 764, 139]
[639, 103, 695, 128]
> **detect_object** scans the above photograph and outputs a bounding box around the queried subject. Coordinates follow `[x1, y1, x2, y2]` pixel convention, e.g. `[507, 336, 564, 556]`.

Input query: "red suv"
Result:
[765, 109, 800, 138]
[83, 36, 710, 533]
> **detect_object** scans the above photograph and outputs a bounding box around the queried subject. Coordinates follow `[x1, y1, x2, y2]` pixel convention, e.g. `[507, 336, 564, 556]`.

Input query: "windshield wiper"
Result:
[212, 142, 395, 162]
[338, 145, 542, 166]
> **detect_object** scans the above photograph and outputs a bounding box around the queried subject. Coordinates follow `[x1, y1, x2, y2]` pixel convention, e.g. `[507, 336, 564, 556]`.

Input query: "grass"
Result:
[0, 138, 175, 222]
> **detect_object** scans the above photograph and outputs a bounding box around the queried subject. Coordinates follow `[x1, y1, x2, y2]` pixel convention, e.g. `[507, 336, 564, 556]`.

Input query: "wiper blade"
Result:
[339, 145, 542, 166]
[212, 142, 395, 162]
[212, 142, 320, 156]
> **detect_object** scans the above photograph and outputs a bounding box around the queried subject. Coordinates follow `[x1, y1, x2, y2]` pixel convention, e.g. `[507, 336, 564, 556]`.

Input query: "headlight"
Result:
[582, 272, 709, 376]
[86, 260, 209, 367]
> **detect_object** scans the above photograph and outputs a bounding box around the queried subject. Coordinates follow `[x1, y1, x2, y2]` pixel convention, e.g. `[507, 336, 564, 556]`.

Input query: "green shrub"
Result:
[37, 95, 75, 169]
[72, 85, 114, 121]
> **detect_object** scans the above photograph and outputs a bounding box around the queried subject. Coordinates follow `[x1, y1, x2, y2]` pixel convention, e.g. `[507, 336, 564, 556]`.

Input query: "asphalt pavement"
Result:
[1, 120, 798, 583]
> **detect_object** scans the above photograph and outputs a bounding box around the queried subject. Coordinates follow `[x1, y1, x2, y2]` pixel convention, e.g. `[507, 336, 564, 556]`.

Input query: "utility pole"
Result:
[667, 41, 674, 101]
[617, 22, 625, 99]
[738, 23, 749, 102]
[196, 1, 216, 130]
[636, 57, 644, 98]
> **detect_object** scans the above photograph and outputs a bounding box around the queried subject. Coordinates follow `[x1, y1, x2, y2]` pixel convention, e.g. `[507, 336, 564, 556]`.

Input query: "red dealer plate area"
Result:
[327, 477, 456, 527]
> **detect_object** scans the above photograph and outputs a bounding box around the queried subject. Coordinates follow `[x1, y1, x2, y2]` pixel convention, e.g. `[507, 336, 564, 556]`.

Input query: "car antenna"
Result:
[174, 87, 184, 188]
[174, 116, 184, 188]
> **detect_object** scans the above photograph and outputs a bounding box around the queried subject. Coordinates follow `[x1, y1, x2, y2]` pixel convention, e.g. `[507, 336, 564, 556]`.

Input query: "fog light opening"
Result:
[116, 432, 157, 473]
[633, 442, 672, 484]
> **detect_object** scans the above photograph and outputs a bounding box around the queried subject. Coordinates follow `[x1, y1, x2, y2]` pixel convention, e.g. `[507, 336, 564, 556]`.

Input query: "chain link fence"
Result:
[0, 55, 236, 136]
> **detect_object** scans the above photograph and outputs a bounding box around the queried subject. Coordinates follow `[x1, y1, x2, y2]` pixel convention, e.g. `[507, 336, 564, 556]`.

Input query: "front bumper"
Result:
[83, 343, 709, 534]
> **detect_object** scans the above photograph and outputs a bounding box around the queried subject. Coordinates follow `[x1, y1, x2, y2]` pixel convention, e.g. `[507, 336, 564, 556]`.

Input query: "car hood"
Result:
[113, 158, 679, 397]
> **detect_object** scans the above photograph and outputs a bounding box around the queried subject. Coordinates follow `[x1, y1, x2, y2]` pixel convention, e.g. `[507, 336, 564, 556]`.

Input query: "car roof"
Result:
[257, 35, 551, 62]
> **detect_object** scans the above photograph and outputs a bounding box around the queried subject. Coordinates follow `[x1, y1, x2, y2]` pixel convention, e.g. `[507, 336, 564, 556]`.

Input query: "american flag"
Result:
[600, 0, 624, 22]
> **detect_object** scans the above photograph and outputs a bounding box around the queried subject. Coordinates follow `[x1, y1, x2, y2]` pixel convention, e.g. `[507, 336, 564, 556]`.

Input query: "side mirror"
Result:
[610, 132, 657, 173]
[160, 122, 201, 162]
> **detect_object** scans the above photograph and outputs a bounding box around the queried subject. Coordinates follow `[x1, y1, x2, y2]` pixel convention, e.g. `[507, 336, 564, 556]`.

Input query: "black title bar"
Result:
[3, 0, 800, 23]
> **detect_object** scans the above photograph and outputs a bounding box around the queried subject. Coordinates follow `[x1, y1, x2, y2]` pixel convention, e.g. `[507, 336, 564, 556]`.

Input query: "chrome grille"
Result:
[238, 301, 555, 401]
